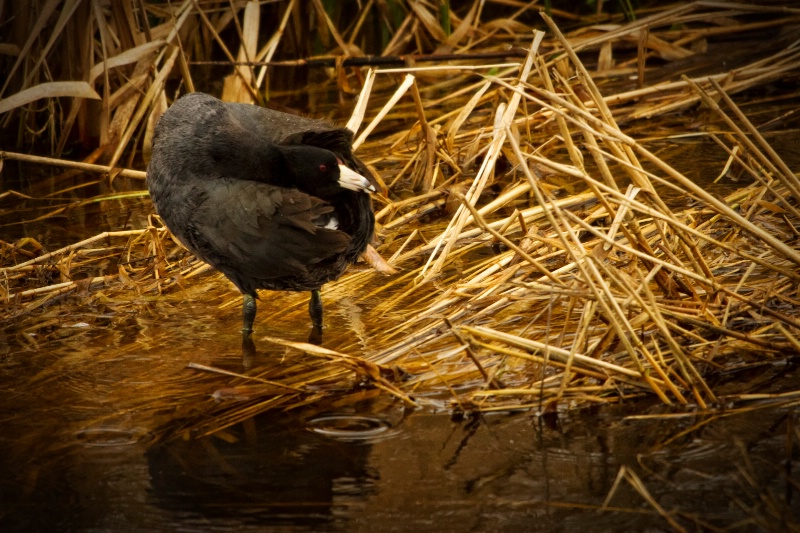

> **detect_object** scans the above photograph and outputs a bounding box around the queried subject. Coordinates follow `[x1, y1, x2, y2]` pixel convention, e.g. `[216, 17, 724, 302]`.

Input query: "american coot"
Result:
[147, 92, 376, 339]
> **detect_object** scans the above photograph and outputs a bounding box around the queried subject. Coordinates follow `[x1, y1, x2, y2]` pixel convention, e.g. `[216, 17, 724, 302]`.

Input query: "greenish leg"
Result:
[309, 290, 323, 329]
[242, 293, 257, 335]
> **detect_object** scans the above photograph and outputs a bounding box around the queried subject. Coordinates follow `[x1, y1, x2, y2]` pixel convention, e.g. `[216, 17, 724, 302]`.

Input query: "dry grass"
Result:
[2, 1, 800, 444]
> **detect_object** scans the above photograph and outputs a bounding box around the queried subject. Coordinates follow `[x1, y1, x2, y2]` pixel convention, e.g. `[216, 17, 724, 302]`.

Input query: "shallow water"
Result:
[1, 382, 798, 531]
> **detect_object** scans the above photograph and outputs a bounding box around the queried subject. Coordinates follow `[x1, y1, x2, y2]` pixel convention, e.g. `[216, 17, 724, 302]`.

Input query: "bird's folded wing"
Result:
[193, 180, 350, 278]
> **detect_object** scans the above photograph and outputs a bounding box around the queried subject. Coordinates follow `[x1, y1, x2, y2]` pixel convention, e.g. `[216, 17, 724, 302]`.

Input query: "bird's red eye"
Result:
[319, 164, 327, 172]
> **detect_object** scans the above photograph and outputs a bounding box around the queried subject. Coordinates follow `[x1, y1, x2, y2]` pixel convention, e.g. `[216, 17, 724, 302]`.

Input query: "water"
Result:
[1, 389, 797, 531]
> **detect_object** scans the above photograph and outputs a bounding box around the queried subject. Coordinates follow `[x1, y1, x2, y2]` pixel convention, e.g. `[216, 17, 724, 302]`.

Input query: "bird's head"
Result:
[281, 146, 375, 197]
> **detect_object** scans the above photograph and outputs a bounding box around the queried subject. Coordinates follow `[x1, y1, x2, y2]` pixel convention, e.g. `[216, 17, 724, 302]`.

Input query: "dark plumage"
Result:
[147, 92, 376, 337]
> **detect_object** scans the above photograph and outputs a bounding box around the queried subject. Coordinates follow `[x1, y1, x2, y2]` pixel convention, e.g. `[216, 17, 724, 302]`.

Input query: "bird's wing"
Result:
[191, 179, 350, 281]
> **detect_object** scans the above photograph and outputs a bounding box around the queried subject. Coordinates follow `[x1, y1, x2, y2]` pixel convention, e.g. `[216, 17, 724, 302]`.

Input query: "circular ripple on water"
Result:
[74, 427, 144, 447]
[307, 415, 398, 442]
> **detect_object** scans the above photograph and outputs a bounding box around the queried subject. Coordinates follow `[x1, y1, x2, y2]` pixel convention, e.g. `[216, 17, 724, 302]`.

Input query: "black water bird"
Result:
[147, 92, 376, 339]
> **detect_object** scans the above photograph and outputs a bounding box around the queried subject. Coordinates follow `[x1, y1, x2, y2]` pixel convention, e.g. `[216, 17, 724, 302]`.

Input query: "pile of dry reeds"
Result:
[2, 1, 800, 437]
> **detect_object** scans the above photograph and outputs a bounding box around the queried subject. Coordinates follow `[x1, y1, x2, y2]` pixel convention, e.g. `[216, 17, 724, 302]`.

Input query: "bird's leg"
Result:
[309, 289, 323, 329]
[308, 290, 324, 345]
[242, 293, 257, 335]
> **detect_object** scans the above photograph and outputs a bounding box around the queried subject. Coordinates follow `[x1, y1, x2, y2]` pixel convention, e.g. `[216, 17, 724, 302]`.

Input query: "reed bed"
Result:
[2, 1, 800, 441]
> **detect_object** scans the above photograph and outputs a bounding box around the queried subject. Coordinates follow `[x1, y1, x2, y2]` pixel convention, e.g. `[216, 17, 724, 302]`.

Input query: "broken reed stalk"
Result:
[4, 230, 159, 272]
[353, 74, 415, 150]
[419, 30, 545, 283]
[1, 151, 146, 179]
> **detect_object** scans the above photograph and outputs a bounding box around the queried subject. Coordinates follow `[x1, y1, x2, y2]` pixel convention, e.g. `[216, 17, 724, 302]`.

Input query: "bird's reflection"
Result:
[147, 416, 375, 529]
[241, 326, 324, 370]
[308, 325, 323, 346]
[241, 333, 257, 370]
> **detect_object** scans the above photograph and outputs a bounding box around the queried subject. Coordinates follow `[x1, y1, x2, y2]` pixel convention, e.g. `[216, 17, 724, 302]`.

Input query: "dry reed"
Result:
[1, 1, 799, 442]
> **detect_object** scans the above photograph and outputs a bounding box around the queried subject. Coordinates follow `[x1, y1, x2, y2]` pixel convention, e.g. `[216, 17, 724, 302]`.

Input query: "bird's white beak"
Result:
[338, 164, 375, 193]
